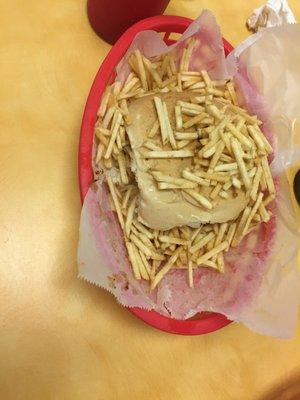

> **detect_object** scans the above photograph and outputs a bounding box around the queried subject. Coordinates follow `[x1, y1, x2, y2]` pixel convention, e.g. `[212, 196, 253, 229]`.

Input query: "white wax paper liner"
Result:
[78, 11, 300, 338]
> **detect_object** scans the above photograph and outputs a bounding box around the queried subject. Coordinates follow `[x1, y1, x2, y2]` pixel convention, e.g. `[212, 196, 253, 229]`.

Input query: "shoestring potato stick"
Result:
[93, 38, 276, 288]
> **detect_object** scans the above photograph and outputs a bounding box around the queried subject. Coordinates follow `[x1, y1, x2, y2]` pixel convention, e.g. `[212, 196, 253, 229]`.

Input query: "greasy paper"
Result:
[247, 0, 296, 32]
[78, 11, 300, 338]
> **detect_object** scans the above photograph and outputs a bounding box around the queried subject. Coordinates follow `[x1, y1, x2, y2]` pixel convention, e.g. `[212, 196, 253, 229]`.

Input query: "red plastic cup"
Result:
[87, 0, 171, 44]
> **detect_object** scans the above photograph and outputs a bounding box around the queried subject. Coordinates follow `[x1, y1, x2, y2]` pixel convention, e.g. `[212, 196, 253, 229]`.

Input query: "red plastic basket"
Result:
[79, 15, 233, 335]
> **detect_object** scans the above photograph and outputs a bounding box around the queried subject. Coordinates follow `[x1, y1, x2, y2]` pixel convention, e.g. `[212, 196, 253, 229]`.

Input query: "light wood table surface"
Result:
[1, 1, 300, 399]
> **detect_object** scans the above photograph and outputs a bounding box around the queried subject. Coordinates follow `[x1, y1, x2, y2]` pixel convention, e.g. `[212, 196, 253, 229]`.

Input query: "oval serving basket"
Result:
[79, 15, 233, 335]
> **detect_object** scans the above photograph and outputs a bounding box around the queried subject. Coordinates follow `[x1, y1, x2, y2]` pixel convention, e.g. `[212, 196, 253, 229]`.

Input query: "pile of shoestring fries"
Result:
[93, 38, 275, 289]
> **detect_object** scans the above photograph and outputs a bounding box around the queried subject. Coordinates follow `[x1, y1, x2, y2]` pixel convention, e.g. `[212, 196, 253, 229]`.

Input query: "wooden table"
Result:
[1, 1, 300, 399]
